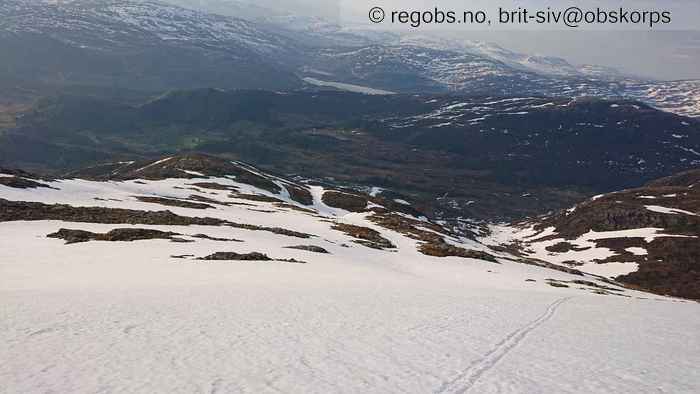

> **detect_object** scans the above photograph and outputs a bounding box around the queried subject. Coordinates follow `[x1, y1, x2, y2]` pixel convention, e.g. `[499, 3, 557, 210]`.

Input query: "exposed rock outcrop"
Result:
[47, 228, 182, 244]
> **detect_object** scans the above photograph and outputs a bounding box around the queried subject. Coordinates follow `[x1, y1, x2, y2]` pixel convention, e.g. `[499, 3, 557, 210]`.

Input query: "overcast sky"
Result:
[180, 0, 700, 80]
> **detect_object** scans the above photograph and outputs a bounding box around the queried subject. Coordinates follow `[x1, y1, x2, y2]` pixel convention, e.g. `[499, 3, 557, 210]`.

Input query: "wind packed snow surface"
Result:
[1, 175, 700, 394]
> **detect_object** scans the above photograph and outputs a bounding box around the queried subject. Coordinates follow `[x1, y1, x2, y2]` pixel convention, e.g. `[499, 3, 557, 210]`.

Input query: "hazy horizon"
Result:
[174, 0, 700, 81]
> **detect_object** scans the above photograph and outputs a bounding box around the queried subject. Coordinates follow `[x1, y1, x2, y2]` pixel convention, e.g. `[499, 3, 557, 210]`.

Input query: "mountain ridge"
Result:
[2, 0, 699, 117]
[485, 169, 700, 299]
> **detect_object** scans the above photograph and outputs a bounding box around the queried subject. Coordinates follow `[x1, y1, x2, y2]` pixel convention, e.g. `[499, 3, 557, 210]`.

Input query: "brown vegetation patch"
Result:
[535, 188, 700, 240]
[230, 193, 285, 203]
[418, 240, 498, 263]
[368, 213, 448, 239]
[520, 175, 700, 299]
[47, 228, 180, 244]
[646, 169, 700, 188]
[0, 199, 314, 239]
[568, 279, 625, 292]
[274, 203, 316, 214]
[188, 182, 240, 191]
[191, 234, 243, 242]
[367, 212, 498, 262]
[171, 254, 195, 259]
[617, 237, 700, 300]
[200, 251, 271, 261]
[75, 154, 282, 194]
[489, 246, 585, 276]
[545, 242, 591, 253]
[135, 196, 215, 210]
[187, 194, 239, 206]
[545, 278, 630, 296]
[0, 199, 226, 226]
[546, 280, 570, 288]
[247, 209, 276, 213]
[285, 245, 330, 254]
[0, 176, 53, 189]
[228, 223, 314, 239]
[198, 251, 306, 264]
[322, 191, 368, 212]
[286, 185, 314, 206]
[331, 223, 395, 250]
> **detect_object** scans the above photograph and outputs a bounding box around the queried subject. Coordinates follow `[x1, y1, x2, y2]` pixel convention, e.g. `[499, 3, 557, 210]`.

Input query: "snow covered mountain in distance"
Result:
[624, 80, 700, 119]
[306, 34, 700, 117]
[398, 36, 584, 78]
[2, 153, 700, 393]
[0, 0, 302, 90]
[2, 0, 700, 117]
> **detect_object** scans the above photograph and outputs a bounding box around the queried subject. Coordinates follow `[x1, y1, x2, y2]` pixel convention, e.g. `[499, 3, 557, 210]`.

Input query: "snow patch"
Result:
[645, 205, 697, 216]
[303, 77, 395, 95]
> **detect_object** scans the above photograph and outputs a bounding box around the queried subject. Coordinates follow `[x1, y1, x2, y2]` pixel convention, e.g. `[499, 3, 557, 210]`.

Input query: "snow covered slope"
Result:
[624, 80, 700, 119]
[409, 37, 584, 78]
[305, 42, 700, 117]
[483, 169, 700, 300]
[303, 44, 623, 98]
[2, 154, 699, 393]
[0, 0, 302, 90]
[1, 0, 290, 55]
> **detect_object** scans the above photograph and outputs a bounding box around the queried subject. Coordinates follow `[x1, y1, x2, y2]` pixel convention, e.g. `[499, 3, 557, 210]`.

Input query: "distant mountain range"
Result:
[0, 0, 302, 90]
[1, 0, 699, 117]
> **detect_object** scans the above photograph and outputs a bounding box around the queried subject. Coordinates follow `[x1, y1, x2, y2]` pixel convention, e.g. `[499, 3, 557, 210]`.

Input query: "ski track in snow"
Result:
[2, 173, 700, 393]
[435, 297, 572, 394]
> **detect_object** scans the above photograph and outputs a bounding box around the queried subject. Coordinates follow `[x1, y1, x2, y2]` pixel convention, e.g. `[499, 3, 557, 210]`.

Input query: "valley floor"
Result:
[2, 220, 699, 394]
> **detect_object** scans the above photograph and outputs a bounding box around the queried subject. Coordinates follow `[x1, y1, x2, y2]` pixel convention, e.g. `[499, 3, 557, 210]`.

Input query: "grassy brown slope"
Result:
[527, 170, 700, 299]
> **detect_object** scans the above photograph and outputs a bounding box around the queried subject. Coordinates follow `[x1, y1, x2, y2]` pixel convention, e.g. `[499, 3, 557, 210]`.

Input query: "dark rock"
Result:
[545, 242, 591, 253]
[322, 191, 368, 212]
[0, 199, 315, 239]
[200, 251, 272, 261]
[191, 234, 243, 242]
[0, 176, 53, 189]
[231, 193, 285, 203]
[198, 252, 306, 263]
[170, 237, 195, 243]
[332, 223, 395, 250]
[0, 199, 226, 226]
[187, 194, 236, 206]
[523, 171, 700, 299]
[365, 212, 498, 262]
[286, 185, 314, 206]
[285, 245, 330, 254]
[546, 280, 570, 288]
[418, 240, 498, 263]
[47, 228, 180, 244]
[646, 169, 700, 188]
[188, 182, 240, 191]
[274, 203, 316, 214]
[226, 222, 314, 239]
[171, 254, 195, 259]
[135, 196, 215, 210]
[69, 154, 283, 195]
